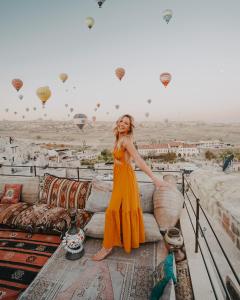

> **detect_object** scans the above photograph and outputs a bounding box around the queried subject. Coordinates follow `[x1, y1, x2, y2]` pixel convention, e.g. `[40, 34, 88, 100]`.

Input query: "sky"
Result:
[0, 0, 240, 122]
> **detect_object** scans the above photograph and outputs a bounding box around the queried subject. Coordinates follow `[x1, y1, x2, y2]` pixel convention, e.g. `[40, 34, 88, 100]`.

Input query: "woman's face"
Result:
[118, 116, 130, 134]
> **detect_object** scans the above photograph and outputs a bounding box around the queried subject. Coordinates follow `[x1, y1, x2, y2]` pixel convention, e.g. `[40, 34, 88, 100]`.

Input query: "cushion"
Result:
[153, 184, 184, 232]
[150, 253, 177, 300]
[139, 183, 155, 213]
[85, 180, 155, 213]
[85, 179, 112, 213]
[84, 212, 162, 242]
[0, 203, 93, 234]
[40, 174, 91, 209]
[0, 176, 40, 204]
[1, 184, 22, 204]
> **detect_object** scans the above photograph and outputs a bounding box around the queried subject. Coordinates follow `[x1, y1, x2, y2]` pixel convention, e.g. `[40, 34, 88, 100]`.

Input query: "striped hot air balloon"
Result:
[160, 72, 172, 87]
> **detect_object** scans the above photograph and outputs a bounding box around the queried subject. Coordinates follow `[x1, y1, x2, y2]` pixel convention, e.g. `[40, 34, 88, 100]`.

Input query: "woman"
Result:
[92, 114, 170, 261]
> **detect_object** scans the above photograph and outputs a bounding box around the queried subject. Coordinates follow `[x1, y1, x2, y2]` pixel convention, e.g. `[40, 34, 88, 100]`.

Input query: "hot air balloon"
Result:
[147, 99, 152, 104]
[115, 104, 119, 110]
[73, 114, 88, 130]
[36, 86, 51, 108]
[96, 102, 100, 108]
[145, 112, 149, 118]
[162, 9, 173, 24]
[59, 73, 68, 83]
[86, 17, 95, 29]
[18, 94, 24, 100]
[115, 68, 125, 81]
[96, 0, 106, 8]
[65, 104, 69, 108]
[12, 79, 23, 92]
[160, 72, 171, 87]
[70, 107, 74, 113]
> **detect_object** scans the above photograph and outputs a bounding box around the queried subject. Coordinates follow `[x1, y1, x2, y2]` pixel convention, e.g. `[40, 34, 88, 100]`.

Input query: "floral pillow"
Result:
[1, 184, 22, 204]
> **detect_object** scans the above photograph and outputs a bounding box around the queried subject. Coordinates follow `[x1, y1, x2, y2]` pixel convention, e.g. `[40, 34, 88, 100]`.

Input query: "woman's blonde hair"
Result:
[114, 114, 135, 148]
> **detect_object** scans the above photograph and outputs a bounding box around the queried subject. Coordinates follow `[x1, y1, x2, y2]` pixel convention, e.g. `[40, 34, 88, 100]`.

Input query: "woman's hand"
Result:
[152, 176, 172, 190]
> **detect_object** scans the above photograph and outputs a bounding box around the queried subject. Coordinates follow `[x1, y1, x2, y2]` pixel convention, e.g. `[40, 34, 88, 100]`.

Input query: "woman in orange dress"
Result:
[92, 114, 170, 261]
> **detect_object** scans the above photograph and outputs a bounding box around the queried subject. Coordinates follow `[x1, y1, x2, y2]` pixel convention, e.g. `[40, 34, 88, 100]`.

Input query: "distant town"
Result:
[1, 136, 239, 179]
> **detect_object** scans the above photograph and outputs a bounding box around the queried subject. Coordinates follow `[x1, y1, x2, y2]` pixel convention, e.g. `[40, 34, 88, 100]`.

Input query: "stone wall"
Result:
[189, 168, 240, 251]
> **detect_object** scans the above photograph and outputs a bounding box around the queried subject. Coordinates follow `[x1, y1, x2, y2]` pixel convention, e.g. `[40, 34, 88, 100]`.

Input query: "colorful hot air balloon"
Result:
[70, 107, 74, 113]
[160, 72, 172, 87]
[12, 79, 23, 92]
[162, 9, 173, 24]
[115, 68, 125, 81]
[59, 73, 68, 83]
[86, 17, 95, 29]
[18, 94, 24, 100]
[36, 86, 51, 108]
[96, 0, 106, 8]
[115, 104, 120, 110]
[73, 113, 88, 130]
[147, 99, 152, 104]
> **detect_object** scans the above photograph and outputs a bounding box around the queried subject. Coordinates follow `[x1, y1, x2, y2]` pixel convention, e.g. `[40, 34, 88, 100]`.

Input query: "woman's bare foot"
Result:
[92, 247, 112, 261]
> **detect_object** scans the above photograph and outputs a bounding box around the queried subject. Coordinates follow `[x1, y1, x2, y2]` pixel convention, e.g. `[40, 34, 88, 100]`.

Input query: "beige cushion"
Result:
[0, 176, 40, 204]
[85, 180, 155, 213]
[85, 179, 112, 213]
[84, 212, 162, 242]
[138, 183, 155, 213]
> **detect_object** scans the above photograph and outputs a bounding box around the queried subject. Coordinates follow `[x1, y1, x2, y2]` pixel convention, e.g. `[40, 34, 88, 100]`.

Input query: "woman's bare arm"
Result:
[122, 137, 168, 188]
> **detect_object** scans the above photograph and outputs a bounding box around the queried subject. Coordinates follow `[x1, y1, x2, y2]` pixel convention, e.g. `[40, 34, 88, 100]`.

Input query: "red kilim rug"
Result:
[0, 228, 61, 299]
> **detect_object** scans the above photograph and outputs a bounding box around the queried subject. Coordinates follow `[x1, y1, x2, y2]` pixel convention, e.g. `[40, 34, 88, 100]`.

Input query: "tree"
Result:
[205, 150, 216, 160]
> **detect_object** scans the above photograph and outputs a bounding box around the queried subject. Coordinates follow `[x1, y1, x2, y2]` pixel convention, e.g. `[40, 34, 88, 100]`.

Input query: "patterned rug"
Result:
[0, 228, 61, 300]
[19, 238, 173, 300]
[175, 259, 194, 300]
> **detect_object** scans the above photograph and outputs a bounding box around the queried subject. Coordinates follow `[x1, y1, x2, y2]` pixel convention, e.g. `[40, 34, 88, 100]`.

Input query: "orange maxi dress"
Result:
[103, 147, 145, 253]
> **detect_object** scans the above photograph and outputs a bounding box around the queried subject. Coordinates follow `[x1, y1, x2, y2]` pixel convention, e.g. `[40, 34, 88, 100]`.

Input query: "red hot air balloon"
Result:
[115, 68, 125, 81]
[160, 73, 171, 87]
[12, 79, 23, 92]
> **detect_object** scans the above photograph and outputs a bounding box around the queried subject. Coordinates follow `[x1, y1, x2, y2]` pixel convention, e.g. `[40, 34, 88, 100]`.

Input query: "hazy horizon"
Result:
[1, 0, 240, 122]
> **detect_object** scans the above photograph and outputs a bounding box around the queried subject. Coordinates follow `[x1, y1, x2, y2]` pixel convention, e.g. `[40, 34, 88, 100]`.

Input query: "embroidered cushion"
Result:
[0, 203, 92, 234]
[85, 179, 112, 212]
[40, 174, 91, 209]
[84, 212, 162, 242]
[0, 176, 40, 204]
[150, 252, 177, 300]
[1, 184, 22, 204]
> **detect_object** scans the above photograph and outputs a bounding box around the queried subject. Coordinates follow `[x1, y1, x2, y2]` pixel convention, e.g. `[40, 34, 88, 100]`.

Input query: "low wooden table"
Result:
[19, 238, 175, 300]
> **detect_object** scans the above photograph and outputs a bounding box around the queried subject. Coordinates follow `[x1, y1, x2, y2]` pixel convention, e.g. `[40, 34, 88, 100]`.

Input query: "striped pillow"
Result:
[40, 174, 91, 209]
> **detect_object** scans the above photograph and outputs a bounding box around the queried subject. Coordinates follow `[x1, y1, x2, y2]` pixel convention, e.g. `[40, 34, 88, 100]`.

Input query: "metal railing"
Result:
[183, 174, 240, 300]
